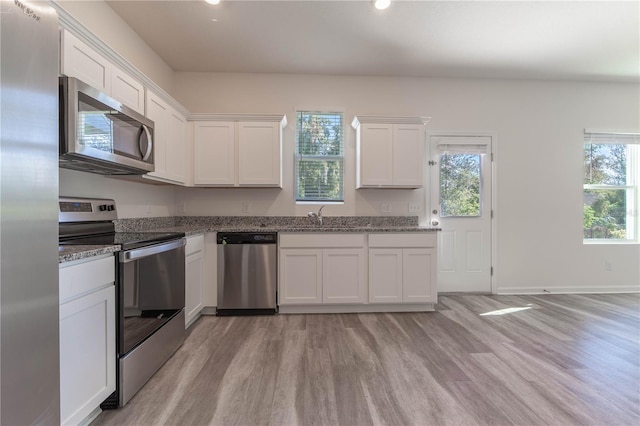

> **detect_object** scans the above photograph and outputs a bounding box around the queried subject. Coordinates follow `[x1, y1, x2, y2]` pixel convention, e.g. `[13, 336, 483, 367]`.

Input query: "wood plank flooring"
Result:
[92, 294, 640, 426]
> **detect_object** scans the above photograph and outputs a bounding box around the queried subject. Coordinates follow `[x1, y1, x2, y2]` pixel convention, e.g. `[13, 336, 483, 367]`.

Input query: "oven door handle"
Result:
[120, 238, 186, 263]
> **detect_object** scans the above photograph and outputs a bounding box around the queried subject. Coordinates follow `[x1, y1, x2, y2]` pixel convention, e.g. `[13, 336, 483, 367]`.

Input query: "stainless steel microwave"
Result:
[59, 76, 154, 175]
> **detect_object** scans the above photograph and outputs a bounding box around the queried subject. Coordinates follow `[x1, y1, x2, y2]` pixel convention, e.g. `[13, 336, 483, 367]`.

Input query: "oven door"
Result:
[118, 238, 185, 355]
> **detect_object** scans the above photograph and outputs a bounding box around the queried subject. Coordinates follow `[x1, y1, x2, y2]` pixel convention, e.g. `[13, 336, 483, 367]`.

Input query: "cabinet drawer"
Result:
[279, 233, 365, 248]
[186, 234, 204, 255]
[59, 256, 115, 303]
[368, 233, 436, 248]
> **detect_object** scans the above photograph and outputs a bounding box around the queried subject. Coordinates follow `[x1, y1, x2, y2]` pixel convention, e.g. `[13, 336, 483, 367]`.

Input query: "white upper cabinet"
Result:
[192, 115, 286, 187]
[352, 116, 430, 188]
[60, 29, 145, 115]
[145, 91, 188, 184]
[193, 122, 236, 185]
[237, 122, 282, 186]
[111, 67, 145, 115]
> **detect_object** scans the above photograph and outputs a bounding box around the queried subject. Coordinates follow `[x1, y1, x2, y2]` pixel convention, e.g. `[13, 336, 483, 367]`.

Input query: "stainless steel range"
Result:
[59, 197, 186, 407]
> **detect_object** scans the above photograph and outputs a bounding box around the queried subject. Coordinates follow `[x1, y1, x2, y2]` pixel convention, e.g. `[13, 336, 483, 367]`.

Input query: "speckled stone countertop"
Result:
[115, 215, 440, 235]
[59, 245, 119, 264]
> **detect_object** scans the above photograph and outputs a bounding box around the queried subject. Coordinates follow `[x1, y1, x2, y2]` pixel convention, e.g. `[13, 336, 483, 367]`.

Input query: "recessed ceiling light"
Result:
[373, 0, 391, 10]
[205, 0, 221, 5]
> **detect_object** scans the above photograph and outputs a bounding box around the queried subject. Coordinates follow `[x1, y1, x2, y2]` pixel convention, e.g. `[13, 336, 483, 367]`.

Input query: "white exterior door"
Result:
[429, 135, 493, 293]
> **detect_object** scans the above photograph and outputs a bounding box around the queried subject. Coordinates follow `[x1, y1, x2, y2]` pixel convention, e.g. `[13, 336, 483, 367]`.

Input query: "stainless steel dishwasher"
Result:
[216, 232, 278, 315]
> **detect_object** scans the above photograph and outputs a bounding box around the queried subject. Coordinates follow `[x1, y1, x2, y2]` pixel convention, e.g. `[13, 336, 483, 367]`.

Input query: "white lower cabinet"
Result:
[279, 234, 366, 306]
[59, 255, 115, 426]
[279, 249, 323, 304]
[368, 234, 437, 304]
[322, 249, 366, 304]
[368, 248, 403, 303]
[185, 234, 205, 328]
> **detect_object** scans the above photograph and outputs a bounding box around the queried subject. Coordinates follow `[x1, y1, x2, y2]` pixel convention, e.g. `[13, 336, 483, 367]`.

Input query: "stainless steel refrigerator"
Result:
[1, 1, 60, 424]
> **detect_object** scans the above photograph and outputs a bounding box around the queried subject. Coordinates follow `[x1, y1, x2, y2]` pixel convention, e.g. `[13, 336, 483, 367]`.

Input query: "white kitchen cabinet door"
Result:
[61, 30, 146, 116]
[193, 121, 236, 186]
[353, 117, 426, 188]
[145, 92, 187, 184]
[111, 67, 145, 115]
[61, 30, 111, 94]
[392, 124, 424, 187]
[166, 108, 187, 183]
[322, 249, 366, 304]
[185, 235, 205, 328]
[279, 249, 323, 305]
[359, 123, 394, 187]
[368, 248, 403, 303]
[146, 92, 169, 178]
[237, 122, 282, 187]
[60, 285, 115, 426]
[402, 248, 437, 303]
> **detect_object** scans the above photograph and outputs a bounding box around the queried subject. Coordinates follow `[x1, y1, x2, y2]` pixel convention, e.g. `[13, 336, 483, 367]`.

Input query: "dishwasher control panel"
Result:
[217, 232, 277, 244]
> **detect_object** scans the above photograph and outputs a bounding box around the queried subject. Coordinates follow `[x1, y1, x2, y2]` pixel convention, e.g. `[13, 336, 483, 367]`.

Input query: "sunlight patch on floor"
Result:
[479, 306, 532, 316]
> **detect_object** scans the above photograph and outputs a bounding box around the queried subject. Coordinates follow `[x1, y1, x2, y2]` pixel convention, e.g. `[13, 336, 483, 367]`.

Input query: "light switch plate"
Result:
[408, 202, 421, 213]
[380, 203, 391, 213]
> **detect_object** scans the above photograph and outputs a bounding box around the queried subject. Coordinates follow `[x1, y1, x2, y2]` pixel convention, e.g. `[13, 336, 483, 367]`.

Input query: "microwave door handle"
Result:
[140, 124, 153, 162]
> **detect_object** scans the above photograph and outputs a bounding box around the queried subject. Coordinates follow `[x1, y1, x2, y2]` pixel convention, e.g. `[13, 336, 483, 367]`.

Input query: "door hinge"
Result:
[491, 153, 494, 162]
[491, 210, 494, 219]
[491, 266, 494, 276]
[428, 160, 437, 166]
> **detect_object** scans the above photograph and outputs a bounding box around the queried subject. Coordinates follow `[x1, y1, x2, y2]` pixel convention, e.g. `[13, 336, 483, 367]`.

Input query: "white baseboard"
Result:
[495, 285, 640, 295]
[278, 303, 435, 314]
[78, 406, 102, 426]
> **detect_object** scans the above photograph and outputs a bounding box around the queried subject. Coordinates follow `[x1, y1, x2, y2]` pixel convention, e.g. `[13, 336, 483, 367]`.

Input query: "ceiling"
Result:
[106, 0, 640, 83]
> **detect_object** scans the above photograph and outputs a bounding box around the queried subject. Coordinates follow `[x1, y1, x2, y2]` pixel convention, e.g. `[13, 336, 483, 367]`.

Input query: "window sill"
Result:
[583, 239, 639, 245]
[296, 201, 344, 205]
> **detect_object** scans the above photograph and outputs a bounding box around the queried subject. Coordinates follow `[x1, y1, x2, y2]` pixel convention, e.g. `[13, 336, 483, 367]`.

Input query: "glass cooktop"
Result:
[59, 231, 185, 251]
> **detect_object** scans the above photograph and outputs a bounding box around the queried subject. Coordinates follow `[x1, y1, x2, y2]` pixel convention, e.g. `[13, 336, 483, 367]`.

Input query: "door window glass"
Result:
[439, 153, 481, 217]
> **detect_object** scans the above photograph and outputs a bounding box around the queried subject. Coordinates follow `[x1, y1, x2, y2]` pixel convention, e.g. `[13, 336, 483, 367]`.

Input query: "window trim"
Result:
[294, 110, 345, 203]
[583, 130, 639, 243]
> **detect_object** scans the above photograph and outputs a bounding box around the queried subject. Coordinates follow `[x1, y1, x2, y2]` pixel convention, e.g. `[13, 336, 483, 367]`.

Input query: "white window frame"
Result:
[583, 130, 639, 244]
[294, 110, 345, 203]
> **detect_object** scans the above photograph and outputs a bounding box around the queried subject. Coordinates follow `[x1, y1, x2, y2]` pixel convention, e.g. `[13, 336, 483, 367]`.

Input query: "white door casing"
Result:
[429, 135, 493, 293]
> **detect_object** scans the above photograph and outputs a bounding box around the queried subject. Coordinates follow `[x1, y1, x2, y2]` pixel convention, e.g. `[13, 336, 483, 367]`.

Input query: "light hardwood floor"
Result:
[93, 294, 640, 425]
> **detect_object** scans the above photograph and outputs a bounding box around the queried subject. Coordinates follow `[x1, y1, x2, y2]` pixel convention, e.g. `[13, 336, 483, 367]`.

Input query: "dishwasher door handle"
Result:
[120, 238, 186, 263]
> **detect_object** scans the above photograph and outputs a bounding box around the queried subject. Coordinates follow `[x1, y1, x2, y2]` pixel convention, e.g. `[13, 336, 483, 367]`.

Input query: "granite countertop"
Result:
[148, 224, 439, 235]
[59, 245, 120, 264]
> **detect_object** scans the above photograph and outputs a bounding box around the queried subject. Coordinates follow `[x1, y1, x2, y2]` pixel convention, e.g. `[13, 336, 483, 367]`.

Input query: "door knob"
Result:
[432, 221, 439, 226]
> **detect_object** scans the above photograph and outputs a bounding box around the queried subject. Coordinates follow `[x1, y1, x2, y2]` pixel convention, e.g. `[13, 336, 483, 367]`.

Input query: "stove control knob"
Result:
[107, 205, 115, 211]
[99, 204, 108, 211]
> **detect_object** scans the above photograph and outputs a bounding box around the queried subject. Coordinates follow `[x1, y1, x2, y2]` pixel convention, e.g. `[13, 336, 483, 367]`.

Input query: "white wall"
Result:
[173, 72, 640, 293]
[59, 169, 176, 218]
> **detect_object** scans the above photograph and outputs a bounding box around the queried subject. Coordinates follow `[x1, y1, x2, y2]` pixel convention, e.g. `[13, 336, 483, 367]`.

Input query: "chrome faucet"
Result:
[308, 205, 325, 226]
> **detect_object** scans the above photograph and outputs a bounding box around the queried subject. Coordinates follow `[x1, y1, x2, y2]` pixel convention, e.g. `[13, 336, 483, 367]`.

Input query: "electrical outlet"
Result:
[605, 261, 613, 272]
[176, 202, 186, 215]
[242, 202, 251, 214]
[380, 202, 391, 213]
[408, 202, 421, 213]
[145, 201, 152, 214]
